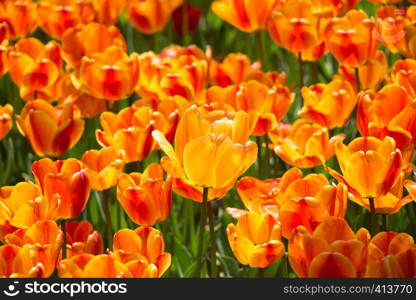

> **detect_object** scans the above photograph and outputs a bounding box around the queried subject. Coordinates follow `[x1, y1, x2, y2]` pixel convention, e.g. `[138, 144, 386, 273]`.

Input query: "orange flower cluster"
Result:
[1, 0, 416, 279]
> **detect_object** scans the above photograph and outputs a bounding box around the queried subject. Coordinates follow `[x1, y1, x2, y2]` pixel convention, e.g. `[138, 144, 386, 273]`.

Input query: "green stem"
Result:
[207, 201, 218, 278]
[368, 197, 378, 235]
[298, 52, 304, 90]
[60, 219, 67, 260]
[256, 136, 263, 179]
[354, 67, 361, 92]
[256, 31, 265, 65]
[258, 268, 264, 278]
[194, 187, 209, 278]
[103, 189, 113, 247]
[264, 135, 270, 178]
[382, 214, 387, 231]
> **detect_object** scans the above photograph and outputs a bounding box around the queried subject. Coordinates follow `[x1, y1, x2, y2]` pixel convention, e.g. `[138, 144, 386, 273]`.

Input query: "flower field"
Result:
[0, 0, 416, 278]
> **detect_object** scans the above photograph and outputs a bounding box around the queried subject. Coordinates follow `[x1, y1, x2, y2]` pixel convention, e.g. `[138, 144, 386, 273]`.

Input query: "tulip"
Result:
[5, 221, 63, 277]
[209, 53, 261, 87]
[365, 232, 416, 277]
[211, 0, 278, 32]
[404, 180, 416, 201]
[327, 137, 409, 235]
[81, 147, 125, 191]
[289, 217, 370, 278]
[58, 254, 130, 278]
[16, 100, 85, 157]
[300, 79, 356, 129]
[0, 104, 13, 140]
[0, 0, 38, 39]
[337, 50, 388, 92]
[0, 42, 8, 77]
[76, 45, 139, 101]
[356, 85, 416, 161]
[172, 3, 203, 37]
[36, 0, 95, 39]
[117, 164, 172, 226]
[126, 0, 183, 34]
[152, 106, 257, 201]
[269, 119, 345, 168]
[90, 0, 127, 26]
[326, 10, 378, 68]
[203, 80, 294, 136]
[267, 0, 324, 57]
[389, 59, 416, 99]
[113, 227, 171, 278]
[0, 244, 44, 277]
[7, 38, 62, 95]
[0, 181, 61, 232]
[32, 158, 90, 220]
[96, 106, 177, 163]
[226, 211, 285, 268]
[65, 221, 104, 257]
[61, 22, 127, 69]
[236, 168, 348, 238]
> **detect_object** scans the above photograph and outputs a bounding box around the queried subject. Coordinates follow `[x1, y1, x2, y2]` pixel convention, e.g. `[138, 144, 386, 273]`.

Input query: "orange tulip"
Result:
[226, 211, 285, 268]
[65, 221, 103, 257]
[211, 0, 278, 32]
[0, 181, 61, 232]
[289, 217, 370, 278]
[0, 41, 8, 77]
[337, 50, 388, 91]
[269, 119, 345, 168]
[365, 232, 416, 277]
[58, 254, 131, 278]
[389, 59, 416, 99]
[75, 45, 139, 101]
[0, 104, 12, 140]
[373, 5, 408, 55]
[236, 168, 348, 238]
[278, 172, 348, 238]
[327, 137, 411, 214]
[117, 164, 172, 227]
[126, 0, 183, 34]
[32, 158, 90, 219]
[203, 80, 294, 136]
[404, 180, 416, 202]
[7, 38, 62, 94]
[62, 22, 127, 69]
[81, 147, 125, 191]
[5, 221, 63, 277]
[300, 79, 356, 129]
[96, 106, 177, 163]
[0, 244, 44, 277]
[0, 0, 37, 39]
[152, 106, 257, 202]
[327, 10, 378, 67]
[267, 0, 326, 58]
[90, 0, 127, 25]
[209, 53, 261, 87]
[357, 84, 416, 160]
[113, 227, 171, 278]
[36, 0, 95, 39]
[16, 100, 85, 157]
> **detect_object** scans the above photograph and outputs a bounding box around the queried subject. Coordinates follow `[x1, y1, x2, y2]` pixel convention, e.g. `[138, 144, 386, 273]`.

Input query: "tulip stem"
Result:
[60, 219, 67, 260]
[354, 67, 361, 91]
[103, 189, 113, 248]
[256, 31, 265, 65]
[298, 52, 304, 90]
[207, 201, 217, 278]
[264, 135, 270, 178]
[368, 197, 378, 235]
[258, 268, 264, 278]
[256, 136, 263, 179]
[194, 187, 209, 278]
